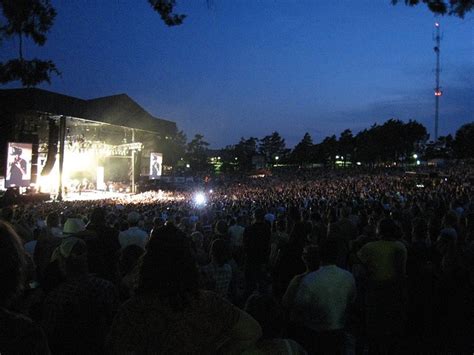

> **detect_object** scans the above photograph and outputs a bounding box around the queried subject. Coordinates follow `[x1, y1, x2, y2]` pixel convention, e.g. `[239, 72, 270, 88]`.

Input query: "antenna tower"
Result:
[433, 20, 442, 141]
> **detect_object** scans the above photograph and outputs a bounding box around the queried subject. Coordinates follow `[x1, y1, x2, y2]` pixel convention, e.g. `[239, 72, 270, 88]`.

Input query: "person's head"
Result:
[254, 208, 265, 222]
[276, 218, 287, 232]
[341, 206, 351, 218]
[302, 245, 320, 271]
[436, 227, 457, 256]
[289, 206, 301, 222]
[412, 218, 428, 241]
[443, 211, 458, 228]
[0, 221, 26, 307]
[11, 146, 22, 157]
[153, 216, 164, 229]
[289, 222, 308, 248]
[127, 211, 141, 227]
[51, 237, 88, 278]
[137, 224, 199, 308]
[90, 207, 106, 226]
[120, 244, 145, 276]
[319, 238, 339, 265]
[327, 222, 343, 239]
[0, 207, 14, 223]
[377, 218, 401, 241]
[214, 219, 228, 236]
[210, 238, 230, 266]
[245, 293, 283, 339]
[62, 218, 86, 237]
[46, 212, 60, 228]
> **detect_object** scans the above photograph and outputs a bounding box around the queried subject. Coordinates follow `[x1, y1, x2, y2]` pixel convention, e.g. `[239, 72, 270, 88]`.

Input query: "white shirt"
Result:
[294, 264, 356, 332]
[119, 226, 149, 250]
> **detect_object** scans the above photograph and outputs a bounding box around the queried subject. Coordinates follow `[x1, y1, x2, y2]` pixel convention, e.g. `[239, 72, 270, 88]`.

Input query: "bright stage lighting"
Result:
[193, 192, 206, 206]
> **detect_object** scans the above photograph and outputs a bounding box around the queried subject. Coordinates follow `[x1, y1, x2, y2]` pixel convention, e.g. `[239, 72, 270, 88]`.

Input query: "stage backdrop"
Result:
[149, 153, 163, 179]
[6, 142, 32, 188]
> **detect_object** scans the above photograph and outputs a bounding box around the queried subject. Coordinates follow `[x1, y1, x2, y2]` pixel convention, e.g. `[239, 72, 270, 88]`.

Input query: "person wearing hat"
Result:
[8, 146, 27, 187]
[62, 218, 86, 237]
[118, 211, 148, 250]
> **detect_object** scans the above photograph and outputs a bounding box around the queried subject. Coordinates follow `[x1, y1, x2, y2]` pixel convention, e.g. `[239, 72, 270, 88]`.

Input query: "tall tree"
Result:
[454, 122, 474, 158]
[161, 129, 187, 166]
[234, 137, 259, 171]
[338, 129, 355, 164]
[291, 132, 313, 164]
[0, 0, 60, 86]
[259, 131, 287, 164]
[186, 133, 210, 171]
[318, 134, 338, 164]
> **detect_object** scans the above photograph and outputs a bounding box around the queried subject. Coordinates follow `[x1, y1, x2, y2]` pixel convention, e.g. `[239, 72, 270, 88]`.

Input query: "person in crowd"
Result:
[243, 208, 272, 298]
[200, 238, 233, 298]
[42, 237, 119, 354]
[118, 244, 144, 300]
[46, 212, 63, 238]
[0, 220, 50, 354]
[190, 230, 209, 266]
[291, 239, 356, 354]
[62, 217, 86, 237]
[357, 218, 407, 354]
[282, 245, 320, 311]
[405, 217, 435, 350]
[228, 216, 245, 252]
[244, 293, 308, 354]
[77, 207, 121, 283]
[107, 224, 262, 353]
[118, 211, 148, 249]
[272, 221, 308, 299]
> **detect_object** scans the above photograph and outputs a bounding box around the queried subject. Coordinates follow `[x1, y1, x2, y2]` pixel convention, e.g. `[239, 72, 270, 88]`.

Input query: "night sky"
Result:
[1, 1, 472, 148]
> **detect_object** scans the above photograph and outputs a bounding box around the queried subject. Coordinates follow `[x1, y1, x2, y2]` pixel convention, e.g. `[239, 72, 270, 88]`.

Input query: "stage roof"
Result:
[0, 88, 177, 136]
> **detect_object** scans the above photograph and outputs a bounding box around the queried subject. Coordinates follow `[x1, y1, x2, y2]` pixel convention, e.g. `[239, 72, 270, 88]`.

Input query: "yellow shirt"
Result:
[357, 240, 407, 281]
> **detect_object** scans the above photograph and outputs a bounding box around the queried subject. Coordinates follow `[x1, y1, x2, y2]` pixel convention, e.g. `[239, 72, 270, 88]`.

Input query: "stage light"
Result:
[194, 192, 206, 206]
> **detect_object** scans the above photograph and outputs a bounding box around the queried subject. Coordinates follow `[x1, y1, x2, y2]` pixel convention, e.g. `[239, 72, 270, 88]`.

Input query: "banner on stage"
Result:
[149, 153, 163, 179]
[6, 142, 32, 188]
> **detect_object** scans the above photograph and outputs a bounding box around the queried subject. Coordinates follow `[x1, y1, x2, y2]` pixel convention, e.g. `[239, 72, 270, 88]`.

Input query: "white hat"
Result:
[63, 218, 86, 235]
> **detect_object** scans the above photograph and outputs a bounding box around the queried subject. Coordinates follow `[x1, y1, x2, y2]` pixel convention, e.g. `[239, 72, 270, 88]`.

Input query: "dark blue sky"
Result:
[1, 1, 473, 148]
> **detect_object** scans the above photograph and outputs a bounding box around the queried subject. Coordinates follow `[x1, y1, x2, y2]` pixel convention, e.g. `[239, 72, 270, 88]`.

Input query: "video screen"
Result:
[149, 152, 163, 179]
[5, 142, 32, 188]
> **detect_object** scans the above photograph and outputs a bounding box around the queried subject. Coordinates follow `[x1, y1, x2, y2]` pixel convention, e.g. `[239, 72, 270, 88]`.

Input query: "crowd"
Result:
[1, 167, 473, 354]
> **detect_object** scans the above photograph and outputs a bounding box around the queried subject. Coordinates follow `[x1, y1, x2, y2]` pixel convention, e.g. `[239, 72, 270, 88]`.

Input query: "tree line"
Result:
[166, 120, 474, 172]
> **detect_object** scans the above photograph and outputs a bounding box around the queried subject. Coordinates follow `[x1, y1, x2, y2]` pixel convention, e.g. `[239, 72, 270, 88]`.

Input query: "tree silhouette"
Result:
[454, 122, 474, 158]
[0, 0, 60, 87]
[391, 0, 473, 18]
[291, 132, 314, 164]
[0, 0, 186, 87]
[186, 133, 210, 171]
[259, 131, 287, 164]
[234, 137, 259, 171]
[148, 0, 186, 26]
